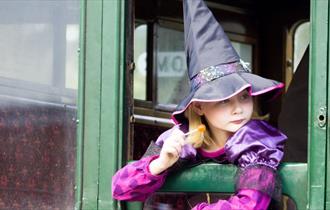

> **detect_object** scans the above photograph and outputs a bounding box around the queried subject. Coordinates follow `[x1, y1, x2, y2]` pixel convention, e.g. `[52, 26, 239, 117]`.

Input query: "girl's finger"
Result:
[171, 129, 185, 140]
[165, 146, 179, 157]
[177, 136, 185, 146]
[173, 143, 182, 154]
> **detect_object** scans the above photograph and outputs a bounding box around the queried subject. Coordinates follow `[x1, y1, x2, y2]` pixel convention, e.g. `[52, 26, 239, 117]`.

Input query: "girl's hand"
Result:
[149, 129, 185, 175]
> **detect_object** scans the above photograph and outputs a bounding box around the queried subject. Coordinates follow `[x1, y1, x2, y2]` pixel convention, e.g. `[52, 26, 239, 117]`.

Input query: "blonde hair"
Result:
[184, 98, 265, 148]
[184, 105, 213, 148]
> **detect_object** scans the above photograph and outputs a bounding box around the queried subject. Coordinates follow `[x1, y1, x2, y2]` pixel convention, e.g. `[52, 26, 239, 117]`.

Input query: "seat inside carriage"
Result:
[0, 96, 77, 209]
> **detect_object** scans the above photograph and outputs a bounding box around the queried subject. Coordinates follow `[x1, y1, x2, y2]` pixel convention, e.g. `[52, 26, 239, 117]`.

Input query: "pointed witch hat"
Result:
[172, 0, 284, 124]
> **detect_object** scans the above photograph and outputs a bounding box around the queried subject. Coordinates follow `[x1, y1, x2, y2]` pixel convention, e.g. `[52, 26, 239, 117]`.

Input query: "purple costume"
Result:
[112, 120, 286, 209]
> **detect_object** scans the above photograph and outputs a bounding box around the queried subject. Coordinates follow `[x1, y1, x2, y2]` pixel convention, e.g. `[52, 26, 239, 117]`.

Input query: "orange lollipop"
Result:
[184, 124, 206, 136]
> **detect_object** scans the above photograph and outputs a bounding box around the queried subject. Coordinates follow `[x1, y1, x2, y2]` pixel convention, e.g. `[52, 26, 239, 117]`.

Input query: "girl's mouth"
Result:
[231, 119, 244, 124]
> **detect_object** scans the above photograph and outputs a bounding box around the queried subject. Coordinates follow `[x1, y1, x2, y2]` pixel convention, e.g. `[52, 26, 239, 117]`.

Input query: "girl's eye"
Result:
[219, 99, 229, 104]
[240, 93, 251, 100]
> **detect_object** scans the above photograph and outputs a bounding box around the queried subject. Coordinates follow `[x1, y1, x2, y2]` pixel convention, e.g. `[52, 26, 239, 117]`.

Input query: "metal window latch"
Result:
[128, 62, 135, 71]
[318, 106, 327, 128]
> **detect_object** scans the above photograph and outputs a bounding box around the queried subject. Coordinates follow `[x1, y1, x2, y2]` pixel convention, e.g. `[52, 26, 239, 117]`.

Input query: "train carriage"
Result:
[0, 0, 328, 209]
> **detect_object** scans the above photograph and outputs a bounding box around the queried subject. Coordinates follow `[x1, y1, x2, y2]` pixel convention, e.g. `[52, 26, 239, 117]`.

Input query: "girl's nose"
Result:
[233, 102, 243, 115]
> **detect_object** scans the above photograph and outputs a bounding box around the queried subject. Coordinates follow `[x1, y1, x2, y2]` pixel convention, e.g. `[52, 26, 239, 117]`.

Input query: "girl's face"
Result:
[193, 89, 253, 134]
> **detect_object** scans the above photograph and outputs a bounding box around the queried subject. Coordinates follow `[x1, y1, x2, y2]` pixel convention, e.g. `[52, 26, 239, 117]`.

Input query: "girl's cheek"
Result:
[247, 106, 254, 118]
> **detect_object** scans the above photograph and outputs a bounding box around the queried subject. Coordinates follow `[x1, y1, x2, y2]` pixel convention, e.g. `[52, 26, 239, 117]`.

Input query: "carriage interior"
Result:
[128, 0, 310, 209]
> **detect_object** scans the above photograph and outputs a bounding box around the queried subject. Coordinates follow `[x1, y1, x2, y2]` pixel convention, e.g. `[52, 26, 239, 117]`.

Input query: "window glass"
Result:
[232, 41, 253, 67]
[0, 23, 54, 85]
[0, 0, 78, 105]
[65, 24, 79, 90]
[0, 1, 79, 209]
[156, 26, 189, 106]
[294, 22, 310, 72]
[134, 24, 147, 100]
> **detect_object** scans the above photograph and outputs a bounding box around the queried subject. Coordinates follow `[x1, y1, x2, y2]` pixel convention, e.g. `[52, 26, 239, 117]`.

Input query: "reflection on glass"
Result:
[232, 41, 253, 67]
[294, 22, 310, 73]
[0, 1, 79, 209]
[134, 24, 147, 100]
[65, 24, 79, 90]
[156, 26, 189, 106]
[0, 0, 79, 105]
[0, 23, 54, 85]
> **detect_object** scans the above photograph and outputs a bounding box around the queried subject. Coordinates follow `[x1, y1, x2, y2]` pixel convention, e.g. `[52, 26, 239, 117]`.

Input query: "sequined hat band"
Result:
[191, 60, 251, 90]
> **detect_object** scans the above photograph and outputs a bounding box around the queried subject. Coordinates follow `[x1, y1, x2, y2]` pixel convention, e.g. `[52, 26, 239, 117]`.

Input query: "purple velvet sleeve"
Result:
[192, 189, 271, 210]
[111, 156, 168, 201]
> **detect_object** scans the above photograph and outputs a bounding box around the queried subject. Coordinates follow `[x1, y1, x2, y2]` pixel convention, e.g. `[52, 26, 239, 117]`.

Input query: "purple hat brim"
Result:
[171, 72, 284, 124]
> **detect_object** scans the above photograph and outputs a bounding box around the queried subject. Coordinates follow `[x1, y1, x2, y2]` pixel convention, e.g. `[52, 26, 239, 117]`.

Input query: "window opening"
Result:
[293, 22, 309, 73]
[134, 24, 147, 100]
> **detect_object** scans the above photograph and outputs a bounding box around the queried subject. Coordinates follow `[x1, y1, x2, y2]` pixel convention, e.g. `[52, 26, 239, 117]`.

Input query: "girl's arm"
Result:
[192, 189, 270, 210]
[111, 155, 168, 201]
[112, 127, 187, 201]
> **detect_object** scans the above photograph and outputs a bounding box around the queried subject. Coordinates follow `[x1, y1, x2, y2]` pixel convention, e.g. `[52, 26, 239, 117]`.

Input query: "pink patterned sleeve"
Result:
[192, 189, 271, 210]
[112, 155, 168, 201]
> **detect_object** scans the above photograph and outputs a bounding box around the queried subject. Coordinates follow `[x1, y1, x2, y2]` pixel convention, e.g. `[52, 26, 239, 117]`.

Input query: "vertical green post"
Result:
[326, 0, 330, 209]
[83, 0, 103, 208]
[76, 0, 126, 209]
[75, 0, 86, 209]
[76, 0, 104, 209]
[308, 0, 328, 209]
[98, 0, 125, 210]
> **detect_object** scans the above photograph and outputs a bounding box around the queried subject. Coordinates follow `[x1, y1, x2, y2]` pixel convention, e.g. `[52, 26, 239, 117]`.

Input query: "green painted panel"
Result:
[126, 202, 143, 209]
[126, 163, 307, 210]
[327, 0, 330, 209]
[162, 164, 237, 193]
[279, 163, 307, 210]
[75, 0, 86, 209]
[77, 0, 126, 209]
[309, 0, 328, 209]
[98, 0, 125, 210]
[80, 0, 103, 209]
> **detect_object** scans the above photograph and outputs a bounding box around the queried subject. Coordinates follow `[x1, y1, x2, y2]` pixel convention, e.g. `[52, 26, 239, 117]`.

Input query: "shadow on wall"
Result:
[278, 46, 309, 163]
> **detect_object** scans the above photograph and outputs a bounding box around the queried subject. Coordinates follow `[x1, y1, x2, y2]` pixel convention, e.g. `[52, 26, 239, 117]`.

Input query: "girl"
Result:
[112, 0, 286, 209]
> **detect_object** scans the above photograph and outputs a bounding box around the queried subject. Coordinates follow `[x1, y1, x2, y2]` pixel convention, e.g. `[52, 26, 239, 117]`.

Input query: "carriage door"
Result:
[309, 0, 330, 208]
